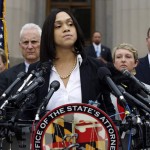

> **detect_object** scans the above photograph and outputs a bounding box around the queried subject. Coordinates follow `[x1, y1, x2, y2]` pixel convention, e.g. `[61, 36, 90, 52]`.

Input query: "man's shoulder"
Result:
[0, 62, 25, 78]
[137, 55, 149, 66]
[6, 63, 25, 73]
[139, 55, 148, 61]
[101, 44, 108, 48]
[101, 44, 111, 51]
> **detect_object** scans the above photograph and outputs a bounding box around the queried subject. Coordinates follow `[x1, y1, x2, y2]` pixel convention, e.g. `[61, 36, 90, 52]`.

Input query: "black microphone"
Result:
[17, 70, 36, 93]
[134, 93, 150, 106]
[98, 67, 127, 105]
[17, 61, 51, 93]
[0, 72, 26, 99]
[121, 69, 150, 95]
[27, 61, 51, 84]
[8, 76, 45, 106]
[35, 80, 60, 121]
[118, 85, 150, 113]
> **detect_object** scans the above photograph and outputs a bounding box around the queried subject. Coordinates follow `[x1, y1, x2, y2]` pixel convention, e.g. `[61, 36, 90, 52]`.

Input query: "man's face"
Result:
[92, 32, 102, 45]
[19, 28, 40, 64]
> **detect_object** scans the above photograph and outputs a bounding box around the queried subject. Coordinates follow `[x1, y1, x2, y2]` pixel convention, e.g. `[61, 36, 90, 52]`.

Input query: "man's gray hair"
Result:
[20, 23, 42, 38]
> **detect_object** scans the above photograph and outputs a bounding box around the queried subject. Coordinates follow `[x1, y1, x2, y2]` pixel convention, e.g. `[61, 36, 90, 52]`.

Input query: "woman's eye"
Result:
[68, 21, 74, 26]
[116, 56, 121, 59]
[55, 24, 61, 28]
[126, 56, 132, 58]
[69, 23, 73, 26]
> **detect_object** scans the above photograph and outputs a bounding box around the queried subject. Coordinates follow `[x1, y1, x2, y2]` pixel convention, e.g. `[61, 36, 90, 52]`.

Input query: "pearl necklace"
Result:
[54, 58, 77, 79]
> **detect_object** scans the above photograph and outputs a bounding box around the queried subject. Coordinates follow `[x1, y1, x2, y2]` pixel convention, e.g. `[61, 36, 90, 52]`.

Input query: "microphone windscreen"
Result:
[17, 71, 26, 78]
[28, 61, 39, 73]
[50, 80, 60, 91]
[37, 61, 52, 74]
[97, 67, 112, 80]
[121, 69, 132, 77]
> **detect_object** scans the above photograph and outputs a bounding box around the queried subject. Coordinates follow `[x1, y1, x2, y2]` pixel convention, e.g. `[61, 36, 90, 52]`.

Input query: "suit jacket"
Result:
[0, 63, 27, 120]
[0, 63, 26, 96]
[135, 55, 150, 85]
[85, 44, 113, 62]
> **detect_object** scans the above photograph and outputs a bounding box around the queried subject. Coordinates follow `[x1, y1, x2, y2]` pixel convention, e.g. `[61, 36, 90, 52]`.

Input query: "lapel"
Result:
[15, 63, 26, 73]
[101, 45, 106, 55]
[144, 55, 150, 74]
[91, 45, 97, 57]
[143, 55, 150, 68]
[80, 60, 91, 103]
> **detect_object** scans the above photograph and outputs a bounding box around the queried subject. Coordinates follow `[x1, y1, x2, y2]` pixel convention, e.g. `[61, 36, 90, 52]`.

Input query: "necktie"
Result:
[96, 46, 100, 57]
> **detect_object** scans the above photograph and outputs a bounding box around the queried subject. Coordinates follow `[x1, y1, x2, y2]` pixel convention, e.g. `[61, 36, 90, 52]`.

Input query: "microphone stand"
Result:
[0, 93, 35, 150]
[35, 96, 50, 121]
[35, 80, 60, 122]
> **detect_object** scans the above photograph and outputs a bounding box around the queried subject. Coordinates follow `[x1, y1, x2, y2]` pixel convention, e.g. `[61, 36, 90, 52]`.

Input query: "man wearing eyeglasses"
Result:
[135, 27, 150, 85]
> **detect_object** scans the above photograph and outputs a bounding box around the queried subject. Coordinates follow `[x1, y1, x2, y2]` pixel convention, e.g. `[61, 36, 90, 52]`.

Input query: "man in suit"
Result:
[135, 27, 150, 85]
[85, 31, 113, 63]
[0, 23, 41, 95]
[0, 23, 41, 150]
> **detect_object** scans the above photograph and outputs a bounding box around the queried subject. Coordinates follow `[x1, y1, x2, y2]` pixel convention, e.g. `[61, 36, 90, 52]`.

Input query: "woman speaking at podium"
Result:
[32, 8, 116, 119]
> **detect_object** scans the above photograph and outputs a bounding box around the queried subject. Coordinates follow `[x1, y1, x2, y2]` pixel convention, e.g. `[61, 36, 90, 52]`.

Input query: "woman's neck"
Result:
[55, 48, 76, 64]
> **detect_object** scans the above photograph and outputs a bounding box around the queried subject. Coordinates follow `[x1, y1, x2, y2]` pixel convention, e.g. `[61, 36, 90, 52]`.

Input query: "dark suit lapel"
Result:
[91, 45, 97, 57]
[101, 45, 106, 56]
[143, 55, 150, 67]
[80, 61, 91, 103]
[14, 63, 26, 74]
[143, 55, 150, 74]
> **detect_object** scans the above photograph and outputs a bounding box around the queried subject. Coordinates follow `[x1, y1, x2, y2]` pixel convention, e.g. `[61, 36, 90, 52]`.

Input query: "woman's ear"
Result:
[134, 59, 139, 68]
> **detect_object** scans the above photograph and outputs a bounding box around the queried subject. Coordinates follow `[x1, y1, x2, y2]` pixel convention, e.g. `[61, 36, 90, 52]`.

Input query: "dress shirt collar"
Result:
[148, 53, 150, 66]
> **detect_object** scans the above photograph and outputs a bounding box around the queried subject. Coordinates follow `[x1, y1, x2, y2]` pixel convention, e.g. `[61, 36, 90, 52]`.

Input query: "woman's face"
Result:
[0, 55, 6, 72]
[113, 49, 138, 72]
[54, 11, 77, 49]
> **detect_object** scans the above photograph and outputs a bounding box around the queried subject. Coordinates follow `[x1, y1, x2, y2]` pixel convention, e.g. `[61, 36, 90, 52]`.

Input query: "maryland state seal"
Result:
[31, 103, 118, 150]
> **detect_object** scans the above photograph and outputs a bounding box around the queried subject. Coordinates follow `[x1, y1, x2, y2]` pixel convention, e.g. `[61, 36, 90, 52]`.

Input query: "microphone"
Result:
[17, 70, 36, 93]
[118, 85, 150, 114]
[35, 80, 60, 121]
[17, 61, 51, 93]
[8, 76, 45, 107]
[134, 93, 150, 106]
[0, 72, 26, 99]
[98, 67, 127, 105]
[121, 69, 150, 95]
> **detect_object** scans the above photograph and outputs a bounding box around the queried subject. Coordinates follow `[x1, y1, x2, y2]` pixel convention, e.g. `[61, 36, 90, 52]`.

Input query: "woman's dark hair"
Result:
[40, 8, 85, 62]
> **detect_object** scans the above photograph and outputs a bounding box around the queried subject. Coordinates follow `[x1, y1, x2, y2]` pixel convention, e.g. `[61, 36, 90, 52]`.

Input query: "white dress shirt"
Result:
[24, 61, 30, 72]
[46, 55, 82, 111]
[148, 53, 150, 66]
